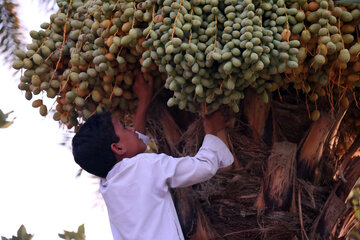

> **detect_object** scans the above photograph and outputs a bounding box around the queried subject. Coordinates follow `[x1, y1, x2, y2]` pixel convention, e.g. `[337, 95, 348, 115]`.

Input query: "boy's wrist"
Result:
[136, 104, 149, 114]
[137, 98, 150, 108]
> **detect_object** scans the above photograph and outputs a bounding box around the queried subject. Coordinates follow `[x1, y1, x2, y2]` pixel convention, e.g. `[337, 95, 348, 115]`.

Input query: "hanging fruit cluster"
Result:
[282, 0, 360, 120]
[142, 0, 304, 113]
[12, 0, 360, 128]
[12, 0, 165, 129]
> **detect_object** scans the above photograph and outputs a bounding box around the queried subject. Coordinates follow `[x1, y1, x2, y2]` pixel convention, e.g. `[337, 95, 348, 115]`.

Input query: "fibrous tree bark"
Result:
[147, 89, 360, 240]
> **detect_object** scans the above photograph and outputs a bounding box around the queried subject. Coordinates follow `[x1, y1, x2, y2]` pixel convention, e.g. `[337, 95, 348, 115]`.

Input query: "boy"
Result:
[72, 72, 234, 240]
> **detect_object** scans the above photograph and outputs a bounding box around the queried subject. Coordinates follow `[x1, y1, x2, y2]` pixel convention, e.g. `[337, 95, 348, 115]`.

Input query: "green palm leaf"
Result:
[0, 0, 23, 63]
[0, 0, 56, 64]
[0, 109, 14, 128]
[334, 0, 360, 3]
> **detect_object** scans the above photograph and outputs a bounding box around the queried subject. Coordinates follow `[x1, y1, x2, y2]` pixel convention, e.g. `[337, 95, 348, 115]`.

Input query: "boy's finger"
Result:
[134, 70, 141, 79]
[146, 73, 154, 87]
[145, 73, 153, 81]
[136, 72, 144, 81]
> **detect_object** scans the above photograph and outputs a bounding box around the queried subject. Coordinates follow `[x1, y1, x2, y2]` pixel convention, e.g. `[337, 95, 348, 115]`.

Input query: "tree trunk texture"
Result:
[256, 141, 297, 211]
[243, 89, 272, 144]
[297, 112, 334, 181]
[146, 91, 360, 240]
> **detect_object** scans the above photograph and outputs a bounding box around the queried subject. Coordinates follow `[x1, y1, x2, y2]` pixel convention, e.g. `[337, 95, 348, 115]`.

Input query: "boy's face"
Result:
[111, 117, 147, 159]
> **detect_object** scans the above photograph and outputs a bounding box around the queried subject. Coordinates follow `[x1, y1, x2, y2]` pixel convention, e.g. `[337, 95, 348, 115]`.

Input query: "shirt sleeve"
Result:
[159, 134, 234, 188]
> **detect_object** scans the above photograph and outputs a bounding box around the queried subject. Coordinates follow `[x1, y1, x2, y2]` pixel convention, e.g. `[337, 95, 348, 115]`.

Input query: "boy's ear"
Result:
[111, 143, 126, 156]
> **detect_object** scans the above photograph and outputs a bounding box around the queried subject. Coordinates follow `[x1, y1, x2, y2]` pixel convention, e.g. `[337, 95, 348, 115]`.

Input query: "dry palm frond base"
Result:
[145, 94, 357, 240]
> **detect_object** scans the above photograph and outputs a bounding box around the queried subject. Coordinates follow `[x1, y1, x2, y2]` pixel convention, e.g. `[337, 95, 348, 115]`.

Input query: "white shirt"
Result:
[100, 134, 234, 240]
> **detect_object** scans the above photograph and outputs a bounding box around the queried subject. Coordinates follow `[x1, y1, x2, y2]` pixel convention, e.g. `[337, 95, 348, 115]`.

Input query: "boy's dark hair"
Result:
[72, 111, 119, 178]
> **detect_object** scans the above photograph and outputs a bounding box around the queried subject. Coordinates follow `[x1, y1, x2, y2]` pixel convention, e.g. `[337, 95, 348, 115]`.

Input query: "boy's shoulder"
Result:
[123, 152, 166, 165]
[131, 152, 177, 169]
[133, 152, 167, 162]
[110, 153, 170, 175]
[106, 153, 162, 180]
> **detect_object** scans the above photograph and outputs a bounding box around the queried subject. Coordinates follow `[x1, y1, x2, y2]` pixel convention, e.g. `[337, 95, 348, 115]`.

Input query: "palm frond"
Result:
[334, 0, 360, 4]
[0, 0, 57, 65]
[37, 0, 57, 11]
[0, 0, 24, 63]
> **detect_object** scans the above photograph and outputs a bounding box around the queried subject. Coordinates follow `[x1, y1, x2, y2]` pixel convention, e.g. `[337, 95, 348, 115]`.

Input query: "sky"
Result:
[0, 1, 112, 239]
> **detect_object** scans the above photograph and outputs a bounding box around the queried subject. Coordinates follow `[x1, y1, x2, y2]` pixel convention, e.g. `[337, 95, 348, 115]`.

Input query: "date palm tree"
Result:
[2, 0, 360, 239]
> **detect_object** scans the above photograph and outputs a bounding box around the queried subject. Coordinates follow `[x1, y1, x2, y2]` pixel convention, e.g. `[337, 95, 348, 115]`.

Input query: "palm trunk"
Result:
[243, 89, 271, 143]
[146, 92, 360, 240]
[257, 141, 297, 211]
[297, 112, 334, 181]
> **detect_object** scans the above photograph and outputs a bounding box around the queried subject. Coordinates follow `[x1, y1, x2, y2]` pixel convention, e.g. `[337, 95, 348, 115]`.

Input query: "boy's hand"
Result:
[203, 111, 235, 135]
[133, 71, 153, 109]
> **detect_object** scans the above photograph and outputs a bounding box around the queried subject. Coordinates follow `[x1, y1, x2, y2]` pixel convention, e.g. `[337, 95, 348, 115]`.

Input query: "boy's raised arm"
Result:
[132, 72, 153, 134]
[155, 111, 235, 189]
